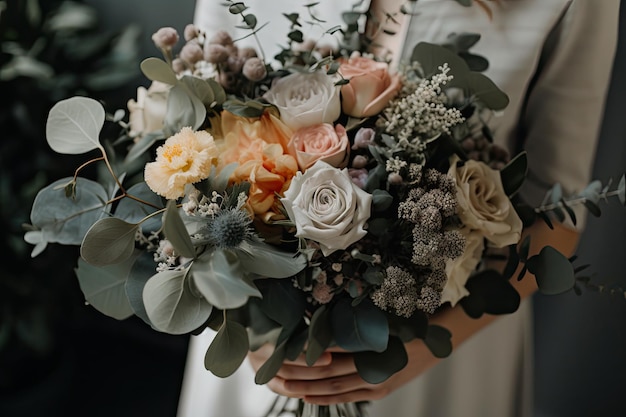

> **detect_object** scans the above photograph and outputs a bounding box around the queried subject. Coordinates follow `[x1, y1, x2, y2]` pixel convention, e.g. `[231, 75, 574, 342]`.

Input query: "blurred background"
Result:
[0, 1, 623, 416]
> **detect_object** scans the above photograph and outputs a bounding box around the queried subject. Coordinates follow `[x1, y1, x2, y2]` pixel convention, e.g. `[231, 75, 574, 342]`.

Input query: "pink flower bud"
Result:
[184, 24, 199, 41]
[351, 155, 368, 169]
[204, 43, 230, 64]
[209, 30, 233, 46]
[171, 58, 186, 73]
[242, 57, 267, 81]
[180, 42, 203, 64]
[388, 172, 403, 185]
[151, 27, 179, 50]
[352, 127, 375, 150]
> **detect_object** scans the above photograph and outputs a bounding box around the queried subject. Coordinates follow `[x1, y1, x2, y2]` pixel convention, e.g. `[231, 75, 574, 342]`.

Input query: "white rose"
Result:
[442, 228, 484, 306]
[281, 160, 372, 256]
[448, 155, 523, 247]
[263, 71, 340, 131]
[127, 81, 170, 138]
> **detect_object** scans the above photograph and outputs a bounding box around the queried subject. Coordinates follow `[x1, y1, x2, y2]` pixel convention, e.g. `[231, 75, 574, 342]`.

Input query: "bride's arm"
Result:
[247, 220, 580, 405]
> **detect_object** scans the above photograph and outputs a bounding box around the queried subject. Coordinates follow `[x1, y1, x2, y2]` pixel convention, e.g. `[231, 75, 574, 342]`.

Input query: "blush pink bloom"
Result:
[289, 123, 350, 170]
[339, 55, 402, 118]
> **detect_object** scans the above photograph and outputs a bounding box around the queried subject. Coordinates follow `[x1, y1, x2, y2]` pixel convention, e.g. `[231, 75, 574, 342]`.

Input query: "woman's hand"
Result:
[247, 339, 440, 405]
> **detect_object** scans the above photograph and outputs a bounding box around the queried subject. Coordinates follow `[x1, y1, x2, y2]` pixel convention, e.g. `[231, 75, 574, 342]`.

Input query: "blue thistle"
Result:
[207, 208, 253, 249]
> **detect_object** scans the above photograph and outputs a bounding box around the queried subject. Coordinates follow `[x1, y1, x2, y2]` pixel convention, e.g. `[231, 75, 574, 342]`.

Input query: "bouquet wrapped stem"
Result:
[264, 396, 365, 417]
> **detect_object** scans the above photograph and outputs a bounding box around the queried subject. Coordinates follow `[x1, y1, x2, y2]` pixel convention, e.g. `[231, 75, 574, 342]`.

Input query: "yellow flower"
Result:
[145, 127, 217, 200]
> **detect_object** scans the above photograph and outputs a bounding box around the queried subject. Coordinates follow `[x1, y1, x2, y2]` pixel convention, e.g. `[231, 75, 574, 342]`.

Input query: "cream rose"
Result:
[448, 155, 523, 247]
[289, 123, 350, 170]
[263, 71, 340, 131]
[338, 55, 401, 118]
[281, 160, 372, 256]
[127, 81, 170, 138]
[145, 127, 217, 200]
[442, 228, 484, 306]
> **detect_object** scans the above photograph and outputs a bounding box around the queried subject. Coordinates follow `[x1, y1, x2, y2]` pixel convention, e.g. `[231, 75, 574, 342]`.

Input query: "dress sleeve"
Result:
[518, 0, 620, 228]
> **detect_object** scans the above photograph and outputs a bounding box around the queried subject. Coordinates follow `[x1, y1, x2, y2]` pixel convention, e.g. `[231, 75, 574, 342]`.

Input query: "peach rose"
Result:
[144, 127, 217, 200]
[338, 55, 401, 118]
[448, 155, 523, 247]
[289, 123, 350, 170]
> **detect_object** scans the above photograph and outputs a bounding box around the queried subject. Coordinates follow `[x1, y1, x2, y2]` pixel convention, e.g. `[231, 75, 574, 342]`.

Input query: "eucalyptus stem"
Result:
[535, 189, 621, 214]
[72, 155, 105, 182]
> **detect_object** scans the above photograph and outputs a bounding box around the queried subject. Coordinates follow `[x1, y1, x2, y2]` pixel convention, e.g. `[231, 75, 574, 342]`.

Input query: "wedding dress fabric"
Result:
[178, 1, 619, 416]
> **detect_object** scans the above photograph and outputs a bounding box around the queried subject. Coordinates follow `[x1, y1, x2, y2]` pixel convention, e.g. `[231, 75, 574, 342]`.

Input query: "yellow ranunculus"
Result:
[144, 127, 217, 200]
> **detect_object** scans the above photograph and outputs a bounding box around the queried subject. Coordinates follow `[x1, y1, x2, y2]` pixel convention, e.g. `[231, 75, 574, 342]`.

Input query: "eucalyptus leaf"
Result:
[46, 96, 105, 154]
[500, 152, 527, 197]
[143, 268, 213, 334]
[423, 325, 452, 358]
[235, 240, 306, 278]
[204, 320, 250, 377]
[80, 217, 138, 266]
[257, 278, 306, 332]
[163, 200, 196, 258]
[371, 189, 393, 212]
[206, 78, 227, 105]
[125, 251, 159, 326]
[305, 305, 333, 366]
[459, 269, 521, 318]
[191, 249, 262, 310]
[75, 256, 135, 320]
[331, 297, 389, 353]
[526, 246, 575, 295]
[140, 57, 178, 85]
[180, 75, 215, 107]
[124, 131, 162, 164]
[114, 182, 164, 232]
[410, 42, 469, 83]
[354, 336, 408, 384]
[254, 339, 287, 385]
[30, 177, 108, 246]
[467, 72, 509, 110]
[164, 84, 206, 134]
[618, 174, 625, 205]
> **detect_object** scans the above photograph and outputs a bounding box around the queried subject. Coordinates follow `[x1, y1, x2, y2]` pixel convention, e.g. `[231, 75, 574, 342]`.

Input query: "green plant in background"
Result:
[0, 0, 139, 393]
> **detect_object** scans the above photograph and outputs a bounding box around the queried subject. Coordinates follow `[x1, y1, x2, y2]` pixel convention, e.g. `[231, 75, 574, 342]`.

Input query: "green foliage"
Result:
[143, 268, 213, 334]
[204, 319, 250, 377]
[190, 249, 262, 310]
[74, 256, 135, 320]
[80, 217, 139, 266]
[46, 97, 106, 154]
[163, 200, 196, 259]
[526, 246, 576, 295]
[354, 336, 408, 384]
[500, 152, 527, 197]
[423, 325, 453, 358]
[305, 305, 333, 366]
[331, 297, 389, 353]
[459, 269, 521, 318]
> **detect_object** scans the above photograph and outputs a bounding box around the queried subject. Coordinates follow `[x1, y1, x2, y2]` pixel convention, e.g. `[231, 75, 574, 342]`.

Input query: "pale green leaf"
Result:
[164, 84, 206, 134]
[81, 217, 138, 266]
[235, 240, 306, 278]
[46, 96, 105, 154]
[140, 57, 178, 85]
[467, 72, 509, 110]
[331, 297, 389, 353]
[30, 177, 108, 246]
[114, 182, 164, 232]
[191, 249, 262, 310]
[75, 256, 135, 320]
[125, 252, 159, 326]
[204, 320, 249, 377]
[163, 200, 196, 258]
[143, 268, 213, 334]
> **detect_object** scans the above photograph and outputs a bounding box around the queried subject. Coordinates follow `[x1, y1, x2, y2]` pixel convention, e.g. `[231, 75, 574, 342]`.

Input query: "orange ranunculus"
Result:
[215, 109, 294, 166]
[338, 55, 402, 118]
[230, 141, 298, 215]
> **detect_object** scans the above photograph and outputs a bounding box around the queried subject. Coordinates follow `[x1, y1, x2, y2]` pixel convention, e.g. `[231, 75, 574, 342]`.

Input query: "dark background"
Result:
[0, 1, 624, 416]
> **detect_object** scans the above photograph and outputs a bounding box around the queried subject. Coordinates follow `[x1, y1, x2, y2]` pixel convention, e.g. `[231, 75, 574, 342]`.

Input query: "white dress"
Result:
[178, 1, 619, 416]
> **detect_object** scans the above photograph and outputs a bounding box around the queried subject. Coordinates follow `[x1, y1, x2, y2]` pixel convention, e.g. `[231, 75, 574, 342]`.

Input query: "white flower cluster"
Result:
[382, 64, 465, 148]
[183, 189, 223, 218]
[154, 239, 178, 272]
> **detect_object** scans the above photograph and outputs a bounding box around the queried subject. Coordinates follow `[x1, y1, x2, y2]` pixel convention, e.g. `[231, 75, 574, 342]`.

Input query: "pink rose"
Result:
[289, 123, 350, 170]
[339, 55, 402, 118]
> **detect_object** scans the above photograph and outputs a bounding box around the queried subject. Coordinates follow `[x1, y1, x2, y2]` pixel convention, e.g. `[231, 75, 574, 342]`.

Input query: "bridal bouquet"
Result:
[25, 1, 625, 416]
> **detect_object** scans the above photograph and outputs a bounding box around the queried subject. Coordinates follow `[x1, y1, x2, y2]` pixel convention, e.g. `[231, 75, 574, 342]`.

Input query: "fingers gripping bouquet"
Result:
[25, 1, 626, 416]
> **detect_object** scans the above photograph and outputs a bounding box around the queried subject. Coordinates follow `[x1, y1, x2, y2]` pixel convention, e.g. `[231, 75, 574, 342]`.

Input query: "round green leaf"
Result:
[31, 177, 108, 246]
[143, 268, 213, 334]
[46, 96, 105, 154]
[114, 182, 164, 232]
[235, 240, 307, 279]
[191, 249, 262, 310]
[140, 57, 178, 85]
[81, 217, 138, 266]
[526, 246, 575, 295]
[423, 325, 452, 358]
[354, 336, 408, 384]
[331, 297, 389, 353]
[75, 256, 135, 320]
[163, 200, 196, 258]
[125, 251, 159, 326]
[205, 320, 250, 377]
[305, 305, 332, 366]
[467, 72, 509, 110]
